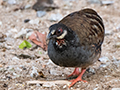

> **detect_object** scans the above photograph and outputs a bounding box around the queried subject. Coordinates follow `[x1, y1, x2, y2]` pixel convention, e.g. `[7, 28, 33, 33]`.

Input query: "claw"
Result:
[68, 68, 87, 88]
[68, 68, 80, 77]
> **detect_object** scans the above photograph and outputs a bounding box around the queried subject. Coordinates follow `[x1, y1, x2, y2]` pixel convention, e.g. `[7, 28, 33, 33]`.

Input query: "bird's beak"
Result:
[46, 33, 57, 43]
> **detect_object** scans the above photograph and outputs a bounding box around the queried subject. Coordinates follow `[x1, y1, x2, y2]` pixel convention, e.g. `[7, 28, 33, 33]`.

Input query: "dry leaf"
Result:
[29, 31, 47, 51]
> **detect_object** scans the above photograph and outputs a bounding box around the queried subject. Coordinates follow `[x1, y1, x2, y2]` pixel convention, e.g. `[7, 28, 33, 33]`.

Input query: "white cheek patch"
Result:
[56, 30, 67, 39]
[51, 30, 55, 35]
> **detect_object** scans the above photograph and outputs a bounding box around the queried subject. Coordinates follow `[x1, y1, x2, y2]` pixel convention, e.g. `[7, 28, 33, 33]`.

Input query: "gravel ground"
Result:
[0, 0, 120, 90]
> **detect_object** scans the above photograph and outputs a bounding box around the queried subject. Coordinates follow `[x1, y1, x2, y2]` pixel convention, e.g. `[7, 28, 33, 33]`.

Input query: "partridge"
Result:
[47, 8, 105, 88]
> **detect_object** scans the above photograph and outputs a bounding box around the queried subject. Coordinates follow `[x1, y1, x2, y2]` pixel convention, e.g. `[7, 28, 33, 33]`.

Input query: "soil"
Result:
[0, 0, 120, 90]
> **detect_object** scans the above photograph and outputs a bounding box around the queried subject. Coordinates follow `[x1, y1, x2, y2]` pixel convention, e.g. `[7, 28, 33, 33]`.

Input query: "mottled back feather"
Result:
[59, 8, 105, 49]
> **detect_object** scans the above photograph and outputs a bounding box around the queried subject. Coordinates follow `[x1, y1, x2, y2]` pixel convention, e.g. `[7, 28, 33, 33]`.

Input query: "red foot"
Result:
[68, 68, 87, 88]
[68, 68, 80, 77]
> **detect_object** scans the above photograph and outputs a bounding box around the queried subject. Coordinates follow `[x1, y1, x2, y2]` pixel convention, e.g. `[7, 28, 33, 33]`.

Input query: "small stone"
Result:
[24, 19, 30, 23]
[86, 68, 95, 74]
[99, 64, 107, 68]
[114, 42, 120, 48]
[20, 65, 26, 70]
[102, 1, 114, 5]
[49, 13, 63, 21]
[88, 0, 101, 4]
[3, 83, 8, 87]
[6, 37, 15, 45]
[8, 0, 16, 5]
[0, 32, 6, 42]
[63, 85, 67, 88]
[12, 56, 19, 60]
[116, 25, 120, 30]
[36, 83, 41, 87]
[14, 28, 33, 38]
[94, 88, 98, 90]
[25, 4, 32, 9]
[0, 64, 3, 67]
[37, 11, 46, 17]
[29, 19, 40, 25]
[0, 21, 2, 25]
[6, 28, 18, 37]
[13, 72, 17, 76]
[43, 83, 55, 88]
[30, 66, 39, 78]
[14, 28, 26, 38]
[10, 28, 18, 33]
[26, 32, 33, 39]
[50, 69, 62, 75]
[105, 30, 112, 35]
[112, 88, 120, 90]
[99, 56, 109, 63]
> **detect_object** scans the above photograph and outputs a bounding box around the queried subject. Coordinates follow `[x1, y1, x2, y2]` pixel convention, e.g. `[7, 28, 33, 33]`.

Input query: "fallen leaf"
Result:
[29, 31, 47, 51]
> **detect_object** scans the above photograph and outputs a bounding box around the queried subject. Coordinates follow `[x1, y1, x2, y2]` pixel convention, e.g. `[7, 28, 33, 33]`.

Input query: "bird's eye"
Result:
[56, 29, 63, 35]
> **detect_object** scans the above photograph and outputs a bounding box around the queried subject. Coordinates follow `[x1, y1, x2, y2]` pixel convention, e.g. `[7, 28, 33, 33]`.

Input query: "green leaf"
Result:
[19, 40, 32, 49]
[39, 51, 42, 54]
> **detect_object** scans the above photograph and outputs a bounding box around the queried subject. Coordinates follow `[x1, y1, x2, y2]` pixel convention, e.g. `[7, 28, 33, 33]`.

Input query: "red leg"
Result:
[69, 68, 87, 88]
[68, 68, 80, 77]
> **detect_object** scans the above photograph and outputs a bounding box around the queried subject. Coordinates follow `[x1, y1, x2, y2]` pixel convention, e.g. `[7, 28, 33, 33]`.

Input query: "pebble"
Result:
[88, 0, 101, 4]
[105, 30, 112, 35]
[8, 0, 17, 5]
[36, 83, 41, 87]
[0, 21, 2, 26]
[49, 13, 63, 21]
[63, 85, 67, 88]
[29, 19, 40, 25]
[94, 88, 98, 90]
[114, 42, 120, 48]
[63, 0, 73, 9]
[118, 35, 120, 38]
[14, 28, 33, 38]
[30, 66, 38, 78]
[116, 25, 120, 30]
[12, 56, 19, 60]
[14, 28, 26, 38]
[37, 11, 46, 18]
[25, 4, 32, 9]
[112, 88, 120, 90]
[99, 64, 107, 68]
[102, 1, 114, 5]
[46, 59, 55, 65]
[10, 28, 18, 33]
[6, 28, 18, 37]
[99, 56, 109, 63]
[43, 83, 55, 88]
[24, 19, 30, 23]
[13, 72, 17, 76]
[50, 69, 62, 75]
[87, 68, 95, 74]
[26, 32, 33, 39]
[3, 83, 8, 87]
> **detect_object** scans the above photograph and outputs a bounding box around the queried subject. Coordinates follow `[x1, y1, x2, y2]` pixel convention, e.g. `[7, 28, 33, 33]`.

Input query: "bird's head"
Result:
[47, 23, 74, 49]
[47, 23, 68, 40]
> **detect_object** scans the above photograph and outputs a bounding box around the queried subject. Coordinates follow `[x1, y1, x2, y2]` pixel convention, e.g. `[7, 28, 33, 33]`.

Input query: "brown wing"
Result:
[59, 8, 104, 47]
